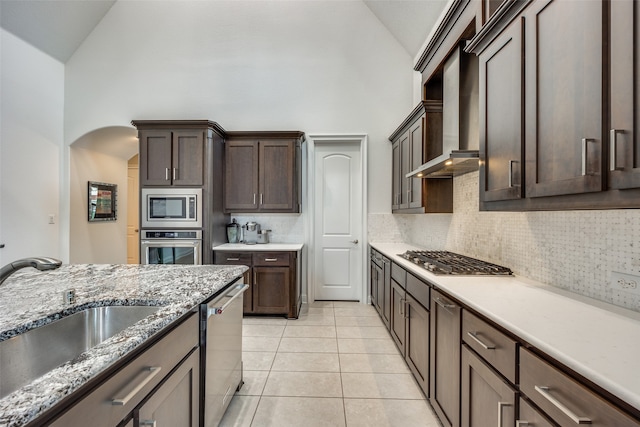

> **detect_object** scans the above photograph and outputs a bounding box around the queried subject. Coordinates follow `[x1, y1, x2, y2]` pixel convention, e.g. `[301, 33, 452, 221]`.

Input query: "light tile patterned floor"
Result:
[219, 301, 441, 427]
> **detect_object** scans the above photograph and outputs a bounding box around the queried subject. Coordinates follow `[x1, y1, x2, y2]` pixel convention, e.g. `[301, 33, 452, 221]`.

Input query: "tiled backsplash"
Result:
[231, 214, 305, 243]
[369, 171, 640, 312]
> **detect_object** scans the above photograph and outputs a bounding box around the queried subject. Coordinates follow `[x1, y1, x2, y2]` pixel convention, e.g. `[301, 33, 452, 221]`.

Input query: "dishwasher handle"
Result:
[207, 284, 249, 317]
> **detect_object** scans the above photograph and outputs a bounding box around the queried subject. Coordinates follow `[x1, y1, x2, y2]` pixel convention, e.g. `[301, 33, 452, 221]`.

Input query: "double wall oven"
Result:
[140, 188, 203, 265]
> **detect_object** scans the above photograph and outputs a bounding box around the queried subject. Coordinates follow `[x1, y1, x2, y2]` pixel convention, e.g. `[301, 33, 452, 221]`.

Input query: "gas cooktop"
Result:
[398, 250, 513, 276]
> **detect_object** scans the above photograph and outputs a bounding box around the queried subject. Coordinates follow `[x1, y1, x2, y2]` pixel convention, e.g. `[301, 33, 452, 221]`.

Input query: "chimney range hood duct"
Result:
[408, 45, 480, 179]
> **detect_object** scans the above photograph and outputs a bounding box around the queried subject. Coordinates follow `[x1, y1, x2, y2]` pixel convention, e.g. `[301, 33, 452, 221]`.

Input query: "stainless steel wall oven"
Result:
[140, 230, 202, 265]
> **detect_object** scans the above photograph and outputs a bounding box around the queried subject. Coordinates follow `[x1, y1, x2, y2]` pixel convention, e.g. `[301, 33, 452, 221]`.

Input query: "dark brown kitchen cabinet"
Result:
[430, 289, 461, 427]
[609, 0, 640, 190]
[478, 16, 524, 202]
[517, 398, 555, 427]
[460, 345, 515, 427]
[224, 132, 304, 213]
[136, 349, 199, 427]
[524, 0, 604, 198]
[390, 279, 406, 354]
[389, 102, 452, 214]
[214, 250, 300, 318]
[404, 292, 429, 396]
[49, 315, 199, 427]
[369, 248, 391, 329]
[139, 129, 205, 187]
[520, 347, 640, 426]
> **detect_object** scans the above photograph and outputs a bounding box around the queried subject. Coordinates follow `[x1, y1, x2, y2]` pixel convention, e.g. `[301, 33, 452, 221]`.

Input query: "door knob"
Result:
[351, 239, 359, 244]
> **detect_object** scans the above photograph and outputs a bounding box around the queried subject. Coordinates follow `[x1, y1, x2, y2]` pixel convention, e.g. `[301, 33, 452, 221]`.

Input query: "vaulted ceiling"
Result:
[0, 0, 447, 63]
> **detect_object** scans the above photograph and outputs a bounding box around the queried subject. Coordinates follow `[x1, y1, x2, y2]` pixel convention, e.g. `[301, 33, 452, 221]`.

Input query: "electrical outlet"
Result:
[611, 271, 640, 296]
[48, 214, 55, 224]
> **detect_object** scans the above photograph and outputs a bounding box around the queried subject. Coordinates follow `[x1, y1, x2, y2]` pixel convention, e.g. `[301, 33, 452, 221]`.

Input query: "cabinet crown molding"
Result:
[388, 101, 443, 142]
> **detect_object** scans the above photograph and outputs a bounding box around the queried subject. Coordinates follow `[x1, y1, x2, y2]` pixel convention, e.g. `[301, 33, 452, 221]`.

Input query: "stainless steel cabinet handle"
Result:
[581, 138, 597, 176]
[534, 385, 592, 424]
[610, 129, 623, 171]
[508, 160, 517, 188]
[260, 193, 264, 205]
[467, 331, 496, 350]
[173, 167, 176, 180]
[140, 421, 157, 427]
[498, 401, 511, 427]
[403, 300, 409, 319]
[226, 258, 240, 261]
[207, 284, 249, 317]
[434, 297, 456, 310]
[111, 366, 161, 405]
[253, 193, 256, 205]
[399, 298, 405, 317]
[165, 168, 170, 181]
[264, 258, 278, 262]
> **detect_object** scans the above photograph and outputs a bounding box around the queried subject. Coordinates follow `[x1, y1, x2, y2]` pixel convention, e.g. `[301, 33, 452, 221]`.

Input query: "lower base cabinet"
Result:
[214, 251, 300, 318]
[137, 349, 199, 427]
[460, 345, 515, 427]
[49, 315, 199, 427]
[404, 293, 429, 395]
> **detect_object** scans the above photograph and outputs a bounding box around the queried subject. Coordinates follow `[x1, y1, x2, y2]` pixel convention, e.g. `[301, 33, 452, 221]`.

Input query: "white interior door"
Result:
[313, 142, 362, 301]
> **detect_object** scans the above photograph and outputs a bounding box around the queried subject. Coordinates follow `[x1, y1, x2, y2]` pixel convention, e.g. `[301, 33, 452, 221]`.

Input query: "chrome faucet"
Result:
[0, 257, 62, 285]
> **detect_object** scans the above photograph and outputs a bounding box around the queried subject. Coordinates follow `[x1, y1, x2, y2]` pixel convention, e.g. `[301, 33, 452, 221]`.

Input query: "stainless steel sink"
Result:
[0, 305, 161, 399]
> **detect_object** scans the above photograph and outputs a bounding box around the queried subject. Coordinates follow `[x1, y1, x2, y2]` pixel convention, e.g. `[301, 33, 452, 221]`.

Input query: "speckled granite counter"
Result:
[0, 263, 247, 427]
[371, 242, 640, 414]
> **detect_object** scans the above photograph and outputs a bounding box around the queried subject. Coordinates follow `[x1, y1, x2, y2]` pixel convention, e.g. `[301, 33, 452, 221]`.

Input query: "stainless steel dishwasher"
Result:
[200, 280, 248, 427]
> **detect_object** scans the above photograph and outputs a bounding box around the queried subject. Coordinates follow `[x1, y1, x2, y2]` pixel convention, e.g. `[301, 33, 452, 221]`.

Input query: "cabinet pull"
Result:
[434, 297, 456, 310]
[610, 129, 624, 171]
[399, 298, 405, 317]
[226, 258, 240, 261]
[508, 160, 517, 188]
[173, 167, 177, 180]
[581, 138, 597, 176]
[140, 421, 157, 427]
[165, 168, 170, 181]
[497, 401, 511, 427]
[264, 258, 278, 262]
[403, 299, 409, 319]
[111, 366, 161, 406]
[260, 193, 264, 205]
[467, 331, 496, 350]
[534, 385, 592, 424]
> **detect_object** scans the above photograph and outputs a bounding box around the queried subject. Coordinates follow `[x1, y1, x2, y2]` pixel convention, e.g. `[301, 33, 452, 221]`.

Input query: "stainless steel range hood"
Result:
[408, 45, 479, 179]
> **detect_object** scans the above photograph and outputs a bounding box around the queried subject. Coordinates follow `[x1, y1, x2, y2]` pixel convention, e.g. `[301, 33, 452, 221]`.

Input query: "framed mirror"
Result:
[88, 181, 117, 222]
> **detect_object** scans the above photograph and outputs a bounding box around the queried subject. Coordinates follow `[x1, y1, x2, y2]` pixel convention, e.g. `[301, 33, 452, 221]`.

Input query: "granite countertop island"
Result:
[371, 242, 640, 415]
[0, 263, 248, 427]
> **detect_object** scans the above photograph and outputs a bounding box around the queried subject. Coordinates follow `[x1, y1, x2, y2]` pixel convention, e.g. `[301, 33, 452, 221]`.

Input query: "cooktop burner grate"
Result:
[398, 250, 512, 275]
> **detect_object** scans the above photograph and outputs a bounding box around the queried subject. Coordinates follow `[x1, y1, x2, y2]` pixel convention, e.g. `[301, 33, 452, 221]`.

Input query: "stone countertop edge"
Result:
[370, 242, 640, 413]
[0, 263, 248, 427]
[213, 243, 304, 251]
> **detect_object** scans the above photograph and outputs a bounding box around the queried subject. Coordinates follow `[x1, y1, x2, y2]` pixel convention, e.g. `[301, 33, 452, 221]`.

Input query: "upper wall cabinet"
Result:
[524, 0, 604, 198]
[466, 0, 640, 210]
[224, 132, 304, 213]
[389, 101, 453, 214]
[610, 0, 640, 190]
[138, 129, 205, 187]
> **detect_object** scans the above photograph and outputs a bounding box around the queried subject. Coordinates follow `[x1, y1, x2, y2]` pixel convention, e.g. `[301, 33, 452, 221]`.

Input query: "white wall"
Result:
[63, 0, 414, 215]
[0, 29, 64, 264]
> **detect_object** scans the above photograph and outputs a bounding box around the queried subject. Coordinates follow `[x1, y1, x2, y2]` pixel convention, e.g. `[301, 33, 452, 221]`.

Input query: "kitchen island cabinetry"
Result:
[389, 101, 452, 214]
[224, 132, 304, 213]
[214, 248, 300, 318]
[430, 289, 461, 427]
[49, 314, 200, 427]
[609, 0, 640, 190]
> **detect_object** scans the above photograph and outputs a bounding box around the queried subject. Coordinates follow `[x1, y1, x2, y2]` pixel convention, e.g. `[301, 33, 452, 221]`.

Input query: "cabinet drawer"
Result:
[253, 252, 291, 267]
[51, 314, 199, 427]
[462, 310, 517, 384]
[391, 262, 406, 287]
[215, 252, 252, 265]
[518, 397, 554, 427]
[520, 347, 640, 426]
[406, 273, 429, 310]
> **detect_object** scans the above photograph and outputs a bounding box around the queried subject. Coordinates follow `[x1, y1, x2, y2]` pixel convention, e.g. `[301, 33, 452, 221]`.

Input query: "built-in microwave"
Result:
[141, 188, 202, 228]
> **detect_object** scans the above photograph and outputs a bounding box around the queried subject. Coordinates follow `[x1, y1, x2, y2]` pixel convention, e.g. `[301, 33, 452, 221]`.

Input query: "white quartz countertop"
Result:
[214, 243, 303, 251]
[370, 242, 640, 412]
[0, 263, 248, 427]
